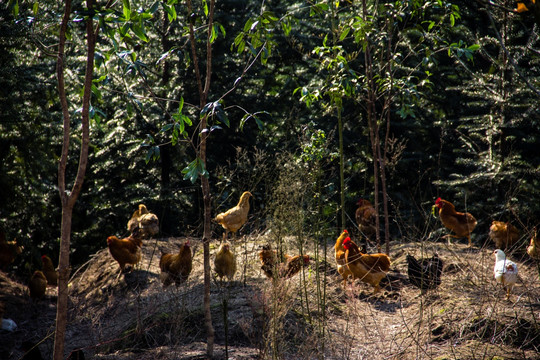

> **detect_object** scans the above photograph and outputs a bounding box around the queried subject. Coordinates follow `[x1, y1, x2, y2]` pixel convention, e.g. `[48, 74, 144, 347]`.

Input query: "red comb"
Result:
[435, 197, 442, 204]
[343, 230, 348, 233]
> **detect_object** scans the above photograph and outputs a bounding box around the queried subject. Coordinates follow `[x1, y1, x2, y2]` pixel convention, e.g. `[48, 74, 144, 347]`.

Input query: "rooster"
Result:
[29, 270, 47, 300]
[0, 233, 23, 269]
[160, 241, 193, 287]
[493, 249, 519, 299]
[127, 204, 159, 238]
[343, 237, 391, 293]
[107, 229, 143, 272]
[434, 198, 477, 247]
[355, 198, 377, 240]
[215, 191, 252, 241]
[334, 230, 353, 286]
[41, 255, 58, 286]
[214, 242, 237, 281]
[406, 253, 443, 292]
[489, 221, 520, 250]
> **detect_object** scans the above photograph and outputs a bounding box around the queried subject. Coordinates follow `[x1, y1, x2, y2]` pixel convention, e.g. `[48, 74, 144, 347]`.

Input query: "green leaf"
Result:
[161, 124, 173, 132]
[203, 0, 208, 16]
[8, 0, 18, 17]
[122, 0, 131, 20]
[32, 2, 39, 16]
[178, 96, 184, 113]
[210, 24, 217, 43]
[339, 27, 350, 42]
[182, 158, 208, 183]
[131, 23, 148, 42]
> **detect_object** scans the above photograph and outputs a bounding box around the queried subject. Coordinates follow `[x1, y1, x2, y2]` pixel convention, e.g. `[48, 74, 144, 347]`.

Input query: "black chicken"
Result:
[406, 253, 443, 292]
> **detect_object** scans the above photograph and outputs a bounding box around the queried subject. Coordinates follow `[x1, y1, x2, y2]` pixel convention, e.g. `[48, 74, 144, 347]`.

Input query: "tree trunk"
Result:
[53, 0, 95, 358]
[186, 0, 216, 355]
[337, 106, 345, 229]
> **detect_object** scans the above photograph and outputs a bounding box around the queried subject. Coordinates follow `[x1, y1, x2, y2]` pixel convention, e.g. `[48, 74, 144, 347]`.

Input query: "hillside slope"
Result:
[1, 235, 539, 359]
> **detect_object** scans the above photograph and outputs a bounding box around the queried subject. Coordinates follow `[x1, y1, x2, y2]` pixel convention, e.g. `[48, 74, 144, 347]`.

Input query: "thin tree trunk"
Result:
[337, 106, 345, 229]
[380, 15, 394, 256]
[54, 0, 96, 358]
[187, 0, 216, 355]
[362, 0, 381, 251]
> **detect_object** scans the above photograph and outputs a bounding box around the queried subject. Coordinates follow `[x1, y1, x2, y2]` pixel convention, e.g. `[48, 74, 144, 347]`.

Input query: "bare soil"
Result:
[1, 234, 539, 359]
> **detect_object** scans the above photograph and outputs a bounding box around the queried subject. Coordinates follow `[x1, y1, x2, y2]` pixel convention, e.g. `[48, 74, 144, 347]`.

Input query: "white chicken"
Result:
[493, 249, 518, 299]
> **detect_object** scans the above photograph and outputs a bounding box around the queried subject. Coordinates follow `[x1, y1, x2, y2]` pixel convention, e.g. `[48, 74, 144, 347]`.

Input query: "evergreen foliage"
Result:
[0, 0, 538, 273]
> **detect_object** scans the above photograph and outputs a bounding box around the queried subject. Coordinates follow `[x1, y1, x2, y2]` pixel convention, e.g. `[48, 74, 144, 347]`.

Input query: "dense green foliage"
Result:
[1, 0, 538, 274]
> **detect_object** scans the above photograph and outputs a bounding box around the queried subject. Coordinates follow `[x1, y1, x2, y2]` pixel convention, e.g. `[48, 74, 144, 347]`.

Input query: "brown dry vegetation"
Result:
[1, 234, 539, 360]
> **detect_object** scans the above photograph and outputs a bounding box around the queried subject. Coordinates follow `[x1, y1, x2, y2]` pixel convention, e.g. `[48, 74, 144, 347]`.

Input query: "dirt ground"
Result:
[1, 233, 539, 360]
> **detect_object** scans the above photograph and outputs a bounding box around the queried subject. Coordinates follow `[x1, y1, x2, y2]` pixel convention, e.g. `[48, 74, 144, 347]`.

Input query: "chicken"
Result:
[29, 270, 47, 300]
[406, 253, 443, 292]
[527, 228, 540, 260]
[41, 255, 58, 286]
[434, 197, 477, 247]
[0, 234, 23, 269]
[343, 237, 391, 293]
[334, 230, 353, 286]
[493, 249, 519, 299]
[489, 221, 520, 250]
[278, 254, 310, 279]
[259, 244, 278, 279]
[355, 198, 377, 239]
[107, 229, 143, 272]
[127, 204, 159, 238]
[214, 242, 237, 281]
[258, 245, 309, 279]
[215, 191, 252, 241]
[160, 241, 193, 287]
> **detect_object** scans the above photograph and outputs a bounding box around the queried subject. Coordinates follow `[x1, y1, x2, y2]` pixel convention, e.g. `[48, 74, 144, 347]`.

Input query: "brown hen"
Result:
[435, 198, 477, 247]
[107, 229, 143, 272]
[160, 241, 193, 287]
[489, 221, 520, 250]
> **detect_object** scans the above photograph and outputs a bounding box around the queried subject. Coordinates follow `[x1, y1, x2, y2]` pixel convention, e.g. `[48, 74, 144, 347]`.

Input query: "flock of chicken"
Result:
[104, 192, 312, 287]
[341, 197, 539, 299]
[1, 192, 539, 305]
[103, 193, 539, 302]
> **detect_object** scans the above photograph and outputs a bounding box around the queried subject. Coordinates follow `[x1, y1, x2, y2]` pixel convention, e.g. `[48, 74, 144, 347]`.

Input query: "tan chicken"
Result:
[527, 228, 540, 260]
[214, 243, 237, 281]
[0, 233, 23, 269]
[127, 204, 159, 238]
[434, 198, 477, 247]
[355, 198, 377, 239]
[489, 221, 520, 250]
[41, 255, 58, 286]
[215, 191, 252, 241]
[334, 230, 353, 286]
[107, 229, 143, 272]
[343, 237, 391, 293]
[29, 270, 47, 300]
[160, 241, 193, 287]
